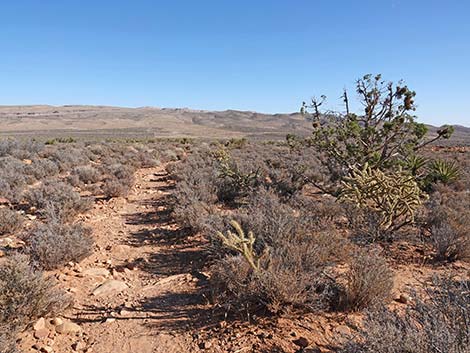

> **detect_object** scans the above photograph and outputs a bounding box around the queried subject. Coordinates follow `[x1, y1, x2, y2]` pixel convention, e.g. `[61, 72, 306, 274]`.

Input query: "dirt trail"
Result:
[21, 164, 443, 353]
[21, 165, 211, 353]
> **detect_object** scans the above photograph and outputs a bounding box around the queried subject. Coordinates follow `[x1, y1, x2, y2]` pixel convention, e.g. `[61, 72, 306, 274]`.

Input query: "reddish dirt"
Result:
[18, 164, 470, 353]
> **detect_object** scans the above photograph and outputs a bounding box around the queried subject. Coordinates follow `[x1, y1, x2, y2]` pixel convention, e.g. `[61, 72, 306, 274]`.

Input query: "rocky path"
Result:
[21, 165, 211, 353]
[19, 164, 409, 353]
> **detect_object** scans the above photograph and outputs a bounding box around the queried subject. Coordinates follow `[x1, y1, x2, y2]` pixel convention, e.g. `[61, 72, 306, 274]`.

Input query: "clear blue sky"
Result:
[1, 1, 469, 126]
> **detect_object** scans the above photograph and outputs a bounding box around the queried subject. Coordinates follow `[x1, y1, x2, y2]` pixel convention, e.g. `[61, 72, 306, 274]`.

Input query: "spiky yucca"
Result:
[427, 159, 460, 185]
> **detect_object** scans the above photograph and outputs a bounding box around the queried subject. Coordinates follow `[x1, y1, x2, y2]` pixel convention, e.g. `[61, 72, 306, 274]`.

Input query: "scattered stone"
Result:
[104, 318, 116, 323]
[50, 318, 64, 326]
[83, 268, 110, 277]
[40, 346, 53, 353]
[125, 263, 138, 270]
[0, 249, 5, 257]
[27, 214, 37, 220]
[72, 341, 86, 351]
[34, 318, 46, 331]
[293, 337, 309, 348]
[305, 347, 322, 353]
[397, 293, 412, 304]
[334, 325, 351, 336]
[56, 321, 82, 334]
[92, 279, 128, 296]
[119, 309, 132, 317]
[34, 328, 49, 340]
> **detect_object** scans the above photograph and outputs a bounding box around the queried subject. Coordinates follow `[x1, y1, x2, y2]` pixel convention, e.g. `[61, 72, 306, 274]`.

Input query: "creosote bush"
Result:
[26, 222, 94, 270]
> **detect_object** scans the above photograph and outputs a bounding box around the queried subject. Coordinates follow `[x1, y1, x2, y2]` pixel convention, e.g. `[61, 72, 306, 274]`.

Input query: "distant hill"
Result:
[0, 105, 468, 144]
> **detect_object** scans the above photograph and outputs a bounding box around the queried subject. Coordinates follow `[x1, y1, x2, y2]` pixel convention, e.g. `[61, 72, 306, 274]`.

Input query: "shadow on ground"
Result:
[72, 169, 227, 333]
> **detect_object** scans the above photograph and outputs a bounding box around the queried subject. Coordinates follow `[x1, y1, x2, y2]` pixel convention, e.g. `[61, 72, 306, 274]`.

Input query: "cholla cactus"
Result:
[216, 220, 261, 271]
[340, 163, 426, 230]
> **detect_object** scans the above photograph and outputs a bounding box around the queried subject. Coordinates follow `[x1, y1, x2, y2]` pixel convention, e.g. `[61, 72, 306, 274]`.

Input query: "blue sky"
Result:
[0, 1, 468, 126]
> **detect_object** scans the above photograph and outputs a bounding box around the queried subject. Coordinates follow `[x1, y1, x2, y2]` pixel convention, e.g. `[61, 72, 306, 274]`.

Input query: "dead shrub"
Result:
[26, 222, 94, 270]
[0, 254, 71, 330]
[339, 277, 470, 353]
[342, 249, 393, 311]
[0, 208, 24, 235]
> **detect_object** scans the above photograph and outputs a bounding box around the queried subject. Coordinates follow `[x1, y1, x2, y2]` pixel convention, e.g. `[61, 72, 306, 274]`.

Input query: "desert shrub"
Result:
[263, 152, 315, 198]
[128, 148, 160, 168]
[213, 148, 263, 204]
[0, 208, 24, 235]
[339, 277, 469, 353]
[289, 195, 345, 230]
[236, 190, 299, 251]
[0, 157, 29, 203]
[99, 162, 135, 198]
[170, 151, 219, 230]
[343, 204, 385, 242]
[102, 162, 134, 182]
[161, 149, 179, 162]
[0, 138, 42, 159]
[0, 253, 70, 329]
[44, 146, 90, 172]
[0, 329, 17, 353]
[211, 221, 348, 314]
[26, 222, 93, 270]
[71, 165, 101, 184]
[24, 158, 60, 180]
[24, 180, 92, 221]
[101, 177, 132, 197]
[425, 191, 470, 262]
[342, 249, 393, 311]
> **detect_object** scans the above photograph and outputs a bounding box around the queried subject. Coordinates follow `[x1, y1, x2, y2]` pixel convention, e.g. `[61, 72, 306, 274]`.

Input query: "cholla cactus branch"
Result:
[340, 163, 426, 230]
[216, 220, 261, 271]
